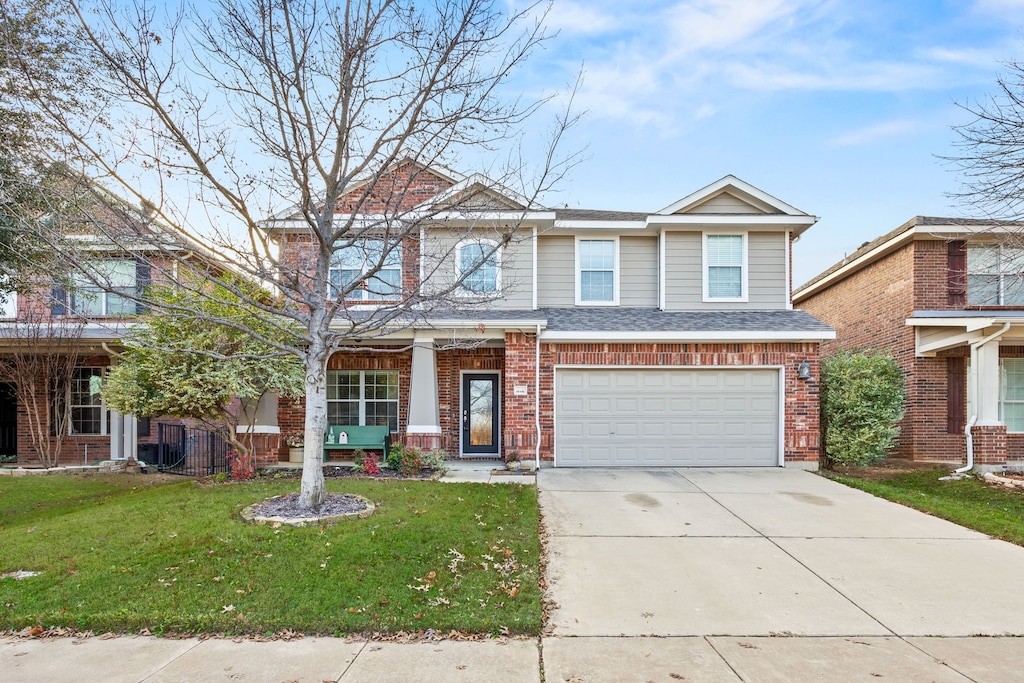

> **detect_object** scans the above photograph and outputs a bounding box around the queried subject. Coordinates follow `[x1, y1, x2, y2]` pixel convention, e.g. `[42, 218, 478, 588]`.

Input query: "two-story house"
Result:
[794, 217, 1024, 472]
[265, 162, 834, 469]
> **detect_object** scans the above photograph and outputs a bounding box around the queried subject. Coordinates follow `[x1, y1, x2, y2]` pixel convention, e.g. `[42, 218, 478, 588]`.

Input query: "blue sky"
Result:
[514, 0, 1024, 286]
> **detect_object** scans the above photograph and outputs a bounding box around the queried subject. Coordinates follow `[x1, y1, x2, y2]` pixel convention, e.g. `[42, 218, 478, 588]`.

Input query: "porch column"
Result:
[975, 339, 1001, 425]
[407, 334, 441, 449]
[122, 414, 137, 461]
[110, 409, 123, 460]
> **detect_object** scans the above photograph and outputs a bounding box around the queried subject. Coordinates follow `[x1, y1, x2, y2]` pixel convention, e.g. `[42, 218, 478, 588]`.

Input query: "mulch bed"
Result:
[250, 492, 369, 519]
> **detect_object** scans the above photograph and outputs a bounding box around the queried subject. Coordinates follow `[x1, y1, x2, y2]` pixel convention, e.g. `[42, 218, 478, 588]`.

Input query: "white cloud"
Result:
[544, 1, 617, 35]
[827, 120, 923, 147]
[665, 0, 805, 54]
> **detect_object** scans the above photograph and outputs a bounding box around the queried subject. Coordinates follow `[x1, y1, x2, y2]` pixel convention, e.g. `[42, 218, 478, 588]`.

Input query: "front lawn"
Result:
[0, 474, 540, 636]
[824, 466, 1024, 546]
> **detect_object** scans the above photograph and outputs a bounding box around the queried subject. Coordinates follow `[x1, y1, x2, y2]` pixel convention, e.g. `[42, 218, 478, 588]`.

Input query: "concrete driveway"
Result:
[539, 467, 1024, 682]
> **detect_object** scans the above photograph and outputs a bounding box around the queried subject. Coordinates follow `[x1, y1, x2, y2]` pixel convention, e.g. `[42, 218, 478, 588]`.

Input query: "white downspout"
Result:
[534, 324, 542, 471]
[960, 322, 1011, 474]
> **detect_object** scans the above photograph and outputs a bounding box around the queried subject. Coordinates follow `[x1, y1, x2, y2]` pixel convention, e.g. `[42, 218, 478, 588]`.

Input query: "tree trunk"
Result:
[299, 335, 329, 508]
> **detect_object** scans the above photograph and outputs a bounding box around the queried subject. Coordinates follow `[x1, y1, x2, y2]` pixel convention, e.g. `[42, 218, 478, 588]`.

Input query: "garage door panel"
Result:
[556, 368, 779, 467]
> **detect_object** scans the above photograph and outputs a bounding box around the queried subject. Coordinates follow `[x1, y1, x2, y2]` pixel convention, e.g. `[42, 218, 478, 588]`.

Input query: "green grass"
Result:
[0, 474, 540, 636]
[825, 468, 1024, 546]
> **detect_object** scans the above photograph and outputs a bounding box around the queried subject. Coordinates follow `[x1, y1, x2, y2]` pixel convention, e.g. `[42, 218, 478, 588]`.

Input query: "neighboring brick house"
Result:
[793, 217, 1024, 471]
[264, 162, 834, 469]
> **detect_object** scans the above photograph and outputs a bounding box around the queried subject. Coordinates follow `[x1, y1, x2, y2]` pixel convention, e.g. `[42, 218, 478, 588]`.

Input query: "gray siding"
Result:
[421, 227, 533, 309]
[620, 236, 658, 307]
[748, 232, 787, 308]
[537, 235, 575, 307]
[685, 191, 776, 214]
[663, 232, 702, 308]
[664, 231, 787, 310]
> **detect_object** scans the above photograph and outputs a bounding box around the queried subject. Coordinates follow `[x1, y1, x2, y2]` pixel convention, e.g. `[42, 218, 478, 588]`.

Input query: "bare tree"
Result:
[0, 305, 83, 467]
[949, 60, 1024, 219]
[10, 0, 577, 506]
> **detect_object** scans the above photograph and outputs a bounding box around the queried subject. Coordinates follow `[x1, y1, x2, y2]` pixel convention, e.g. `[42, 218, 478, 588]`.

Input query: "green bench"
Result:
[323, 425, 391, 460]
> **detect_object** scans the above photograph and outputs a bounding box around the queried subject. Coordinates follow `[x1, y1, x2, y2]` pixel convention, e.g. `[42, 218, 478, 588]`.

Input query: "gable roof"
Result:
[658, 175, 809, 217]
[417, 173, 545, 212]
[792, 215, 1024, 303]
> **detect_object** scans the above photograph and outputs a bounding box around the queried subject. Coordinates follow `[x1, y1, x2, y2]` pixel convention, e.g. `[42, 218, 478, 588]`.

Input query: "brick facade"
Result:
[797, 233, 1024, 466]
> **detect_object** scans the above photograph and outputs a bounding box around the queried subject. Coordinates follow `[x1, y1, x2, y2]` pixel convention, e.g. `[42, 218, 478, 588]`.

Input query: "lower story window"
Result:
[70, 367, 106, 435]
[1001, 359, 1024, 432]
[326, 370, 399, 431]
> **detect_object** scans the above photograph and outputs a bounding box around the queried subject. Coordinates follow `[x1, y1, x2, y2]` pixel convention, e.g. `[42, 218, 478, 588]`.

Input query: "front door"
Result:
[0, 382, 16, 460]
[462, 373, 500, 456]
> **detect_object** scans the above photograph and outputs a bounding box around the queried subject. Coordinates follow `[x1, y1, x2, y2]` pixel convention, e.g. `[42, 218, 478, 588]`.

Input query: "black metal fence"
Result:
[142, 424, 230, 476]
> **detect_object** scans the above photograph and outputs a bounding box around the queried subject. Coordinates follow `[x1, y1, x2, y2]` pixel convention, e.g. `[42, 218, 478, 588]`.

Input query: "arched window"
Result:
[456, 239, 501, 294]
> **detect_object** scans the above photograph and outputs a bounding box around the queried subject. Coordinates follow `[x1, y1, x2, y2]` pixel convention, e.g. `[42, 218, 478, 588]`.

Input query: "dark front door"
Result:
[462, 373, 499, 455]
[0, 382, 16, 459]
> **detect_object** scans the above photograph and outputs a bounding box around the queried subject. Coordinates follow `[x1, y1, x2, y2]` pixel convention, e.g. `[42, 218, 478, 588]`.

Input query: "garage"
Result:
[555, 368, 780, 467]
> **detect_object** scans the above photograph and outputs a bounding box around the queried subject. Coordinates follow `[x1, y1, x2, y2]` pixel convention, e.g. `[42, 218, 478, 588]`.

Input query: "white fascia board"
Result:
[794, 228, 916, 301]
[540, 330, 836, 343]
[657, 175, 810, 216]
[428, 318, 548, 329]
[648, 215, 817, 228]
[429, 211, 556, 223]
[906, 317, 996, 332]
[553, 220, 647, 230]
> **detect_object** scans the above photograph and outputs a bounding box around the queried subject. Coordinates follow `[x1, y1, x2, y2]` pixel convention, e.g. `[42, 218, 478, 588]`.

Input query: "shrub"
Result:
[225, 449, 255, 480]
[386, 443, 424, 475]
[353, 449, 381, 475]
[821, 350, 906, 467]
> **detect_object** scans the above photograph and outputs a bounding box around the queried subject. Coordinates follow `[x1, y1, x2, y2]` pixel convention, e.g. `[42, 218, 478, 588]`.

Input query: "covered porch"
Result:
[909, 311, 1024, 470]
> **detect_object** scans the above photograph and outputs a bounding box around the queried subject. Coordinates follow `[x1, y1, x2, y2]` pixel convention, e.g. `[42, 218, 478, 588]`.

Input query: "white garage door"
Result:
[555, 368, 780, 467]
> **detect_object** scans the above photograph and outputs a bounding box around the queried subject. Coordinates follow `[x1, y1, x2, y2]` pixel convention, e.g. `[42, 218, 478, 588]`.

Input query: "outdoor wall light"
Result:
[797, 360, 812, 380]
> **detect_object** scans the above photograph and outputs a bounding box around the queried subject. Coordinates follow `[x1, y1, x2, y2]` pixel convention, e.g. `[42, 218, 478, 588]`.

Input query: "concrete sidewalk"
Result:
[6, 633, 1024, 682]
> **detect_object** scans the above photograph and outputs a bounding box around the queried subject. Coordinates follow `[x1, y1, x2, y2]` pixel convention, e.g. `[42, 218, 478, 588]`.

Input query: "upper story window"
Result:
[703, 233, 747, 302]
[71, 260, 138, 316]
[456, 239, 501, 294]
[330, 239, 402, 301]
[967, 243, 1024, 305]
[56, 259, 147, 317]
[576, 237, 618, 305]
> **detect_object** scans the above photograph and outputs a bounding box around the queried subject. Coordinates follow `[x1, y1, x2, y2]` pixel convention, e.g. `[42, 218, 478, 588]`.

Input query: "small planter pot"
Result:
[505, 460, 521, 471]
[288, 447, 304, 463]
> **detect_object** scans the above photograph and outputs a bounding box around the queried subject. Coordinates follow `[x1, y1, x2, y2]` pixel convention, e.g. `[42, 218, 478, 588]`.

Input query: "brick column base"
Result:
[970, 424, 1008, 468]
[403, 432, 442, 451]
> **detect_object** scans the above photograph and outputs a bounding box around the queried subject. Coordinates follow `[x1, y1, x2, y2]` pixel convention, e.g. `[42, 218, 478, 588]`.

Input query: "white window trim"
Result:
[574, 236, 620, 306]
[454, 237, 502, 296]
[1000, 358, 1024, 433]
[326, 369, 400, 430]
[702, 231, 749, 303]
[329, 239, 403, 302]
[69, 367, 107, 436]
[0, 290, 16, 319]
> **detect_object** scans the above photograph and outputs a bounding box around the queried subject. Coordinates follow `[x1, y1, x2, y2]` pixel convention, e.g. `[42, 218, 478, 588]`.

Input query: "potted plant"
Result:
[285, 430, 305, 463]
[504, 450, 522, 471]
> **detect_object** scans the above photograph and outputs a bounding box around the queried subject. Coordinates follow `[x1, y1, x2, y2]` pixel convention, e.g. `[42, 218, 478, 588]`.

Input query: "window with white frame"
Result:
[327, 370, 399, 431]
[70, 367, 105, 435]
[330, 240, 402, 301]
[71, 260, 137, 316]
[967, 243, 1024, 305]
[1001, 359, 1024, 432]
[456, 239, 500, 294]
[576, 238, 618, 304]
[0, 290, 15, 319]
[704, 233, 747, 301]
